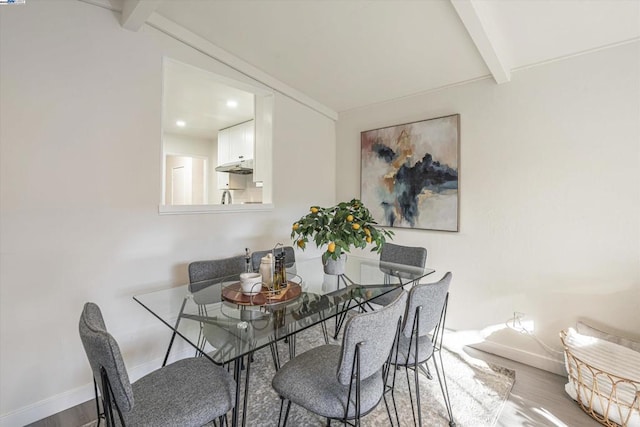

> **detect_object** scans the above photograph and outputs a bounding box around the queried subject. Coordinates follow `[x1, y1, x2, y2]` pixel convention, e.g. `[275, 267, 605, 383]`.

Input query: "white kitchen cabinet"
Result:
[217, 120, 254, 190]
[227, 124, 244, 162]
[220, 120, 254, 164]
[217, 127, 230, 164]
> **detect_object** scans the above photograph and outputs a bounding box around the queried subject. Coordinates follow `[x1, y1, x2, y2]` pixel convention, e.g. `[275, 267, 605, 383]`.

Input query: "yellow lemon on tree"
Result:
[327, 242, 336, 253]
[346, 214, 354, 222]
[297, 239, 305, 248]
[292, 223, 299, 231]
[364, 228, 371, 236]
[352, 223, 361, 230]
[310, 207, 319, 214]
[366, 236, 372, 244]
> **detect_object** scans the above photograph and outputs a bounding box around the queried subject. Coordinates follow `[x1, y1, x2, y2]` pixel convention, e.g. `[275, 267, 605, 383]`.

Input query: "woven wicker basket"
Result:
[560, 330, 640, 426]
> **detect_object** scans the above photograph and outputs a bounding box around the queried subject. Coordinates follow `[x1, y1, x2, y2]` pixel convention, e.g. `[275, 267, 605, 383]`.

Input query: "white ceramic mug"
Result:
[240, 272, 262, 295]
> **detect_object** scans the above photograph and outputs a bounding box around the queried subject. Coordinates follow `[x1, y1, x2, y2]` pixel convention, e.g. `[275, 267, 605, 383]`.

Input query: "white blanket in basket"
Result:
[563, 328, 640, 427]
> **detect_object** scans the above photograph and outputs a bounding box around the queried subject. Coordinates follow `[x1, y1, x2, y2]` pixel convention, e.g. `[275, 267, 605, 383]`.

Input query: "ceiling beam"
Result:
[450, 0, 510, 84]
[121, 0, 161, 32]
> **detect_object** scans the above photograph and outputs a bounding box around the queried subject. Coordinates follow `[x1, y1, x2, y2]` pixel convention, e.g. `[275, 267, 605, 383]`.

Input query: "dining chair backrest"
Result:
[188, 255, 246, 292]
[402, 272, 452, 339]
[251, 246, 296, 272]
[380, 242, 427, 268]
[337, 290, 407, 385]
[79, 302, 134, 413]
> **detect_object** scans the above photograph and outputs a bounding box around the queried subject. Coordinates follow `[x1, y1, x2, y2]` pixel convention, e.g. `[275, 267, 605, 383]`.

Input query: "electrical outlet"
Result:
[507, 311, 534, 334]
[512, 312, 535, 334]
[512, 311, 525, 328]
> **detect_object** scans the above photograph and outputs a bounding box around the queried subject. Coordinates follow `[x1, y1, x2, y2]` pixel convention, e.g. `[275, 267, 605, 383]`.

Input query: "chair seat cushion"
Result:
[369, 287, 404, 307]
[126, 357, 235, 427]
[272, 344, 384, 420]
[395, 334, 434, 366]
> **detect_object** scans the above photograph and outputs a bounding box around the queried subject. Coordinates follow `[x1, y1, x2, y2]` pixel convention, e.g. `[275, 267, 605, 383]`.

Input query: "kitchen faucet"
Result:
[221, 189, 232, 204]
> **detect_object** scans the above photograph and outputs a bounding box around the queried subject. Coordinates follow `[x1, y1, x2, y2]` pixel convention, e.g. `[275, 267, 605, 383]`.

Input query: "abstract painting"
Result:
[361, 114, 459, 231]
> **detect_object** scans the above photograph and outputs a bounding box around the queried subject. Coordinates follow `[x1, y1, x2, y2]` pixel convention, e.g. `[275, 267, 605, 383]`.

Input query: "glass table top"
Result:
[134, 255, 435, 364]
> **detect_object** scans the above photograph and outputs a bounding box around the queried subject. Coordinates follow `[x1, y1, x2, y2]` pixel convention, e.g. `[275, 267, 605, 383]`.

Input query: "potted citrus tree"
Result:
[291, 198, 393, 274]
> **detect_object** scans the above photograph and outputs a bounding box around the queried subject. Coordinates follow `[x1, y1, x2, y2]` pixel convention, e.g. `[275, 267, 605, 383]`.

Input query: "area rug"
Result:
[85, 326, 515, 427]
[233, 326, 515, 426]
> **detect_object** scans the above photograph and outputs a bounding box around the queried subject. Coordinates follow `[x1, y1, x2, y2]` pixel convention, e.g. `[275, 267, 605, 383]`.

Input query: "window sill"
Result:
[158, 203, 274, 215]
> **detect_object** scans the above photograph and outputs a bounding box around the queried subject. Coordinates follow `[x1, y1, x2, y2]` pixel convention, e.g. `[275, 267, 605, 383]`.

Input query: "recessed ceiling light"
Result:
[176, 120, 186, 127]
[226, 100, 238, 108]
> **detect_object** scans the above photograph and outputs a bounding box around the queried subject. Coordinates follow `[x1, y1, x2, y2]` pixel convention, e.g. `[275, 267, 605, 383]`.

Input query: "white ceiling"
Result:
[153, 0, 639, 113]
[100, 0, 640, 131]
[163, 58, 254, 139]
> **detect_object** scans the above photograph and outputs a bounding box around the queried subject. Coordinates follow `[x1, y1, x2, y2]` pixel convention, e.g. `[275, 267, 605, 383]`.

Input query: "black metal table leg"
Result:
[162, 297, 188, 366]
[232, 357, 241, 427]
[241, 352, 252, 427]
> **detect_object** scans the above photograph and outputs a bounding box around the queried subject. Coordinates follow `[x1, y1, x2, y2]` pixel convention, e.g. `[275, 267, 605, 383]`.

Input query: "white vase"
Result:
[323, 254, 346, 275]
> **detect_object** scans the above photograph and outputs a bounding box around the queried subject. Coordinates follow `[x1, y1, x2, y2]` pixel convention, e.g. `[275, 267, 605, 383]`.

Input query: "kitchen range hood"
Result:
[215, 158, 254, 174]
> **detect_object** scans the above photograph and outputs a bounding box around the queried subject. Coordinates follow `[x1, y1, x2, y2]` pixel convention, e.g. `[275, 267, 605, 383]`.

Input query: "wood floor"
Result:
[465, 347, 601, 427]
[27, 347, 600, 427]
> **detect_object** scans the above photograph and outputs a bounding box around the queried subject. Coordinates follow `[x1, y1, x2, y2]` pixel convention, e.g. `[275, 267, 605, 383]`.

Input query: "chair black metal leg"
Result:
[382, 318, 402, 427]
[415, 363, 423, 427]
[418, 362, 433, 380]
[93, 378, 103, 427]
[321, 320, 329, 344]
[100, 368, 125, 427]
[282, 399, 292, 427]
[404, 366, 418, 427]
[288, 334, 296, 360]
[270, 341, 281, 371]
[390, 381, 400, 427]
[382, 366, 400, 427]
[432, 355, 455, 426]
[381, 391, 395, 427]
[163, 330, 178, 366]
[277, 399, 284, 426]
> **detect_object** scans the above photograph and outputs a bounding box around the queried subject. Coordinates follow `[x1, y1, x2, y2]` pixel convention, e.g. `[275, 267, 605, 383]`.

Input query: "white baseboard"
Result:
[0, 383, 95, 427]
[0, 349, 193, 427]
[469, 339, 566, 376]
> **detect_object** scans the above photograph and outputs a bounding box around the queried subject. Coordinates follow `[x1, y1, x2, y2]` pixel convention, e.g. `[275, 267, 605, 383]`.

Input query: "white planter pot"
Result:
[323, 254, 346, 275]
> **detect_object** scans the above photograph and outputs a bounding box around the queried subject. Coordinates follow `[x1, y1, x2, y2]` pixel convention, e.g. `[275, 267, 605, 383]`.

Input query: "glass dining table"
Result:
[133, 255, 435, 427]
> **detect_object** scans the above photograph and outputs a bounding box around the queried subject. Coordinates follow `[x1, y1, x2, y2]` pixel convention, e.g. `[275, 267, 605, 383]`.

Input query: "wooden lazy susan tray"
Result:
[221, 281, 302, 306]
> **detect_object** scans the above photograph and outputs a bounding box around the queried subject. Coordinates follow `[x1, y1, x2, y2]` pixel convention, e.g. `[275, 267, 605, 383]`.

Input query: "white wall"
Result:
[337, 42, 640, 373]
[0, 1, 335, 424]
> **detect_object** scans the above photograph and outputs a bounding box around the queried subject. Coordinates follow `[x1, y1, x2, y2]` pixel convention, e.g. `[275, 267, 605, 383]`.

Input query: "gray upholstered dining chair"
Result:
[271, 290, 408, 426]
[79, 302, 235, 427]
[189, 255, 247, 290]
[332, 242, 426, 340]
[371, 242, 428, 307]
[163, 255, 246, 365]
[390, 272, 454, 427]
